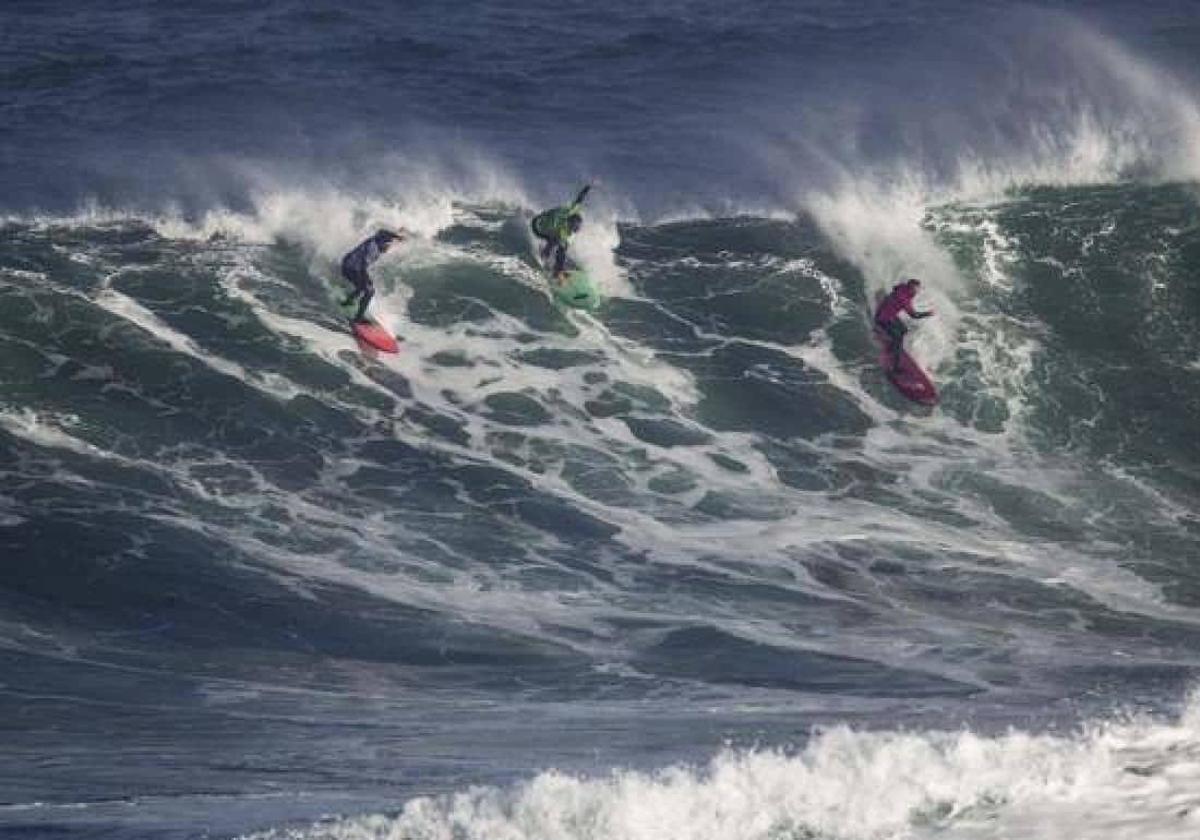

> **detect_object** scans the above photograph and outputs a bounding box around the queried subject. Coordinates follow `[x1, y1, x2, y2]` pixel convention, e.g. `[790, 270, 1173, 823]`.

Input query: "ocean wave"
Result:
[247, 692, 1200, 840]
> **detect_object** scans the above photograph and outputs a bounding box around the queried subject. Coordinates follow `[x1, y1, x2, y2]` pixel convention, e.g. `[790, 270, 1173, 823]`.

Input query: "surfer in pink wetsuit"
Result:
[874, 278, 934, 372]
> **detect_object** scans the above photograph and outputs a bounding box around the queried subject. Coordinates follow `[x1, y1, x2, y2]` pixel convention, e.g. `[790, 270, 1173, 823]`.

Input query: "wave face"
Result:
[3, 1, 1200, 838]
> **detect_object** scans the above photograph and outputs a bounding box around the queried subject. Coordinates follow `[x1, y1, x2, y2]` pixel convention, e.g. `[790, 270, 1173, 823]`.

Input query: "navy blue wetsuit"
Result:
[341, 233, 391, 322]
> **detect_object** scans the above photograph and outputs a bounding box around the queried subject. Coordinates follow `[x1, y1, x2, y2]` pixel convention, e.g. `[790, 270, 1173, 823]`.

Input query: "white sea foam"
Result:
[0, 408, 111, 463]
[246, 692, 1200, 840]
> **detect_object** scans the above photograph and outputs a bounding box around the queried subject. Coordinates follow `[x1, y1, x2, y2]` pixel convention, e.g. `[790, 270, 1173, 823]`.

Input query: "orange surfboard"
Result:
[351, 320, 400, 353]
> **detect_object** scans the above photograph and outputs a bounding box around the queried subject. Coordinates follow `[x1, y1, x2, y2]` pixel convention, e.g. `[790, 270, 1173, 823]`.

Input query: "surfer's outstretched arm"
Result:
[904, 300, 934, 319]
[571, 183, 592, 210]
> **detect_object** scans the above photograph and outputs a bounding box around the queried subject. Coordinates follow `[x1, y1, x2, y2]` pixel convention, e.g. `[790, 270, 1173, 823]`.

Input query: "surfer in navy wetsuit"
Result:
[531, 183, 592, 279]
[341, 229, 404, 323]
[874, 279, 934, 371]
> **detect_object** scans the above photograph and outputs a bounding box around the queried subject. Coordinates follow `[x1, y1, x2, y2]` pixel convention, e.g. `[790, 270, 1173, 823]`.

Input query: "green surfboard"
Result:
[549, 265, 602, 311]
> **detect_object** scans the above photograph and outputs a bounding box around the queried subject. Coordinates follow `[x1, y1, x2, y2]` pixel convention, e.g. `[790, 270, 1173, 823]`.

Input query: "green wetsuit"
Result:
[532, 184, 592, 273]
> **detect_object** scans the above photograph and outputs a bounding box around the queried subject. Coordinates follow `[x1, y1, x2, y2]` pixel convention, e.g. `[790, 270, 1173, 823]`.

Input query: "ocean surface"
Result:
[4, 1, 1200, 838]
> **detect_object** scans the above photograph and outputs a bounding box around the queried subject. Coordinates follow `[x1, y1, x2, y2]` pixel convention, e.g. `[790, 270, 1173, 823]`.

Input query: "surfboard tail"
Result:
[875, 327, 938, 405]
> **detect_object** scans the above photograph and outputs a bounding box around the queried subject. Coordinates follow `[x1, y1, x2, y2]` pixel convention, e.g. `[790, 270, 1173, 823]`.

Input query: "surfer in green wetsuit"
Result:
[531, 183, 593, 279]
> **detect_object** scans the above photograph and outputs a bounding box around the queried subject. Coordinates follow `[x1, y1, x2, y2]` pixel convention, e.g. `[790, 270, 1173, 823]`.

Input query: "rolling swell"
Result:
[4, 177, 1200, 836]
[4, 191, 1200, 675]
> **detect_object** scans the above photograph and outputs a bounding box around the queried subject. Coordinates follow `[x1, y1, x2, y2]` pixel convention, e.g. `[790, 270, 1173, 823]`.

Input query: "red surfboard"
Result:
[875, 327, 938, 405]
[351, 320, 400, 354]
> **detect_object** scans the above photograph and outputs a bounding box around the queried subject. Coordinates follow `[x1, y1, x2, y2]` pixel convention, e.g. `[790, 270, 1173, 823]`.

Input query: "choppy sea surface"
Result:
[4, 2, 1200, 838]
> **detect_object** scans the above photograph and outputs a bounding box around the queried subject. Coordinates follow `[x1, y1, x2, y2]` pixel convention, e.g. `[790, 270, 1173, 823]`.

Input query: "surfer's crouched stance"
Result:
[531, 183, 592, 279]
[874, 278, 934, 371]
[341, 229, 404, 323]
